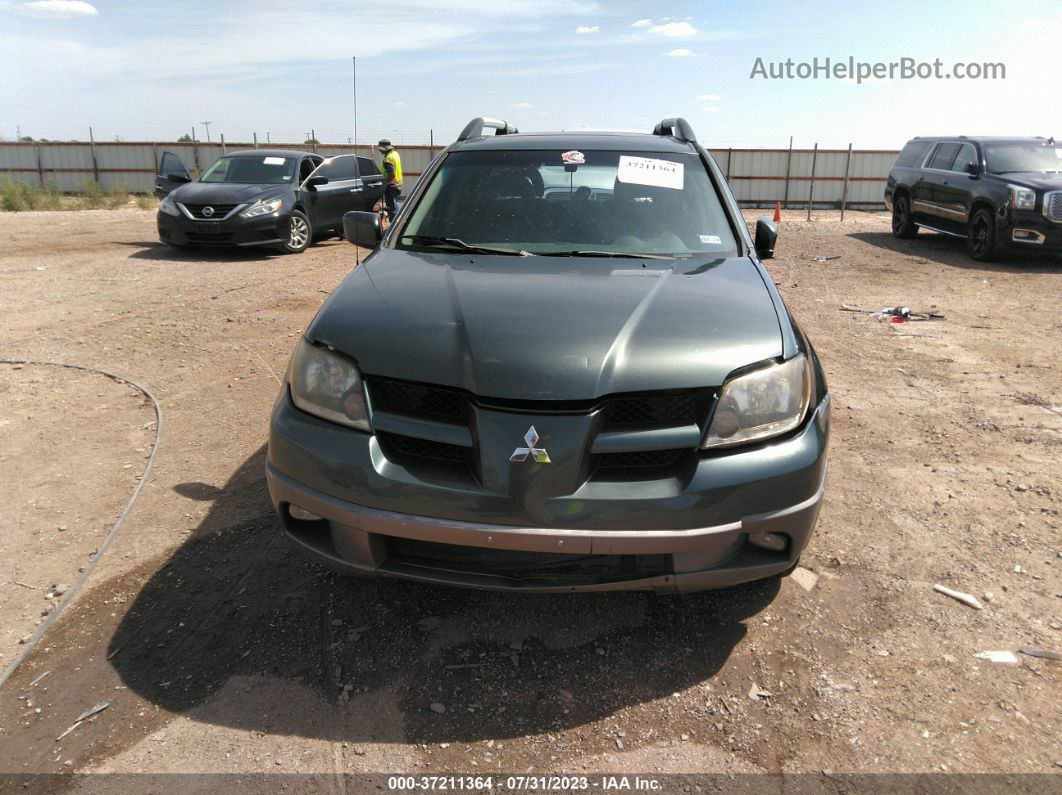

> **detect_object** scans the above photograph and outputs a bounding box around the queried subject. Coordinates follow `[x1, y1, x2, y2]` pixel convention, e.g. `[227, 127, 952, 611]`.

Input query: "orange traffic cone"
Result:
[773, 201, 782, 224]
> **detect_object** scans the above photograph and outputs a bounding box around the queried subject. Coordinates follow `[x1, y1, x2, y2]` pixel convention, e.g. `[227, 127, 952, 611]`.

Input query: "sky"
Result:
[1, 0, 1060, 149]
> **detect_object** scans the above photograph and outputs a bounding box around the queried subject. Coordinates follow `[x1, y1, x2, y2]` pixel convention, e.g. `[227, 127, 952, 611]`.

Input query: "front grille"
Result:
[594, 449, 686, 470]
[378, 432, 471, 465]
[186, 232, 234, 243]
[1045, 191, 1062, 223]
[604, 393, 710, 428]
[183, 203, 238, 220]
[369, 378, 468, 422]
[384, 536, 672, 584]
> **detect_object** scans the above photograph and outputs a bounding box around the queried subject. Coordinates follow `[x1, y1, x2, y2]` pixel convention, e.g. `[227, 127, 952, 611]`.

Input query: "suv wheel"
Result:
[281, 210, 311, 254]
[891, 195, 918, 238]
[967, 208, 998, 262]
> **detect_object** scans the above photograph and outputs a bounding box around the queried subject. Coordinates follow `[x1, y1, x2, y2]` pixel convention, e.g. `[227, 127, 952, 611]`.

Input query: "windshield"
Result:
[398, 149, 738, 258]
[984, 142, 1062, 174]
[200, 155, 297, 184]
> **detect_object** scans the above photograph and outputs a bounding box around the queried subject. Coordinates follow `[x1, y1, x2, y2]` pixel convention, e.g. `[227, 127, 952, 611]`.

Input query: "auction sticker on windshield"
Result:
[617, 155, 684, 189]
[263, 156, 286, 165]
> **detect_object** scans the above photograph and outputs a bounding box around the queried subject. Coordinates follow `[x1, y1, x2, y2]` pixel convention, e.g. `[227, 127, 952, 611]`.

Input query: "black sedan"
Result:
[154, 149, 384, 253]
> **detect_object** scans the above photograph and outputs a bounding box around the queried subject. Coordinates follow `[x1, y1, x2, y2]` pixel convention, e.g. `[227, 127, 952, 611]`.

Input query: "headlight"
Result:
[159, 195, 180, 216]
[288, 340, 370, 431]
[701, 355, 813, 449]
[1008, 185, 1037, 211]
[241, 196, 284, 218]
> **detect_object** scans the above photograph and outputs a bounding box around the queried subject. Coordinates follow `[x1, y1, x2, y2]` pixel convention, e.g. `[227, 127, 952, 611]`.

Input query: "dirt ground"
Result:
[0, 208, 1058, 785]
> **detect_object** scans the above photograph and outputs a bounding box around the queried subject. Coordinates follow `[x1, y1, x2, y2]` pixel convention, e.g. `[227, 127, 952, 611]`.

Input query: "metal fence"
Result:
[0, 140, 898, 209]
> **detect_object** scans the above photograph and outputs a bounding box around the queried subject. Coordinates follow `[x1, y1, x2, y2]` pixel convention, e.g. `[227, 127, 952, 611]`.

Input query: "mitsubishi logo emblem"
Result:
[201, 206, 215, 217]
[510, 426, 551, 463]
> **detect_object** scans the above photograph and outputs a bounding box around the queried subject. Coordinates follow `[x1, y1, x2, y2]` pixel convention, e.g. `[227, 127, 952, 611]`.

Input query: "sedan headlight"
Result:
[1008, 185, 1037, 211]
[159, 195, 181, 216]
[241, 196, 284, 218]
[288, 340, 370, 431]
[701, 355, 813, 449]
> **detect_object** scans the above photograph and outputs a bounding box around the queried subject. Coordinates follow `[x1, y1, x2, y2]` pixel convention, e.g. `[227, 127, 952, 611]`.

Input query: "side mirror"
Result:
[964, 162, 980, 177]
[754, 217, 777, 260]
[305, 175, 329, 189]
[343, 210, 382, 247]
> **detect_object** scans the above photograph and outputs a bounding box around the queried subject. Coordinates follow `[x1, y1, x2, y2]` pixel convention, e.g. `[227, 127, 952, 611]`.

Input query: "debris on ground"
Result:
[813, 255, 841, 262]
[974, 651, 1019, 664]
[29, 671, 50, 687]
[429, 702, 446, 714]
[748, 683, 772, 700]
[933, 584, 984, 610]
[840, 304, 945, 321]
[1019, 648, 1062, 661]
[790, 566, 819, 591]
[56, 700, 110, 741]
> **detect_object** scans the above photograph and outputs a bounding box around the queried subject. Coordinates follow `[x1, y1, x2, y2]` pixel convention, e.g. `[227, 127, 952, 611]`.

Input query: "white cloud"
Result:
[631, 18, 651, 28]
[649, 21, 697, 37]
[696, 93, 721, 101]
[19, 0, 98, 18]
[575, 25, 599, 34]
[665, 48, 692, 57]
[510, 102, 533, 108]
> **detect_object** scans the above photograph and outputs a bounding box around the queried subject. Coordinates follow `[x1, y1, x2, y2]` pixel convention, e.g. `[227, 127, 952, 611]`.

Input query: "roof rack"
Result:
[457, 117, 519, 141]
[652, 117, 697, 143]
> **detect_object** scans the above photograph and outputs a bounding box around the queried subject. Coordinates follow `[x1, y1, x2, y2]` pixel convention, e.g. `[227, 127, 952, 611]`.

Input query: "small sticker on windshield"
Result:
[617, 156, 684, 190]
[263, 156, 286, 165]
[699, 234, 722, 245]
[561, 150, 585, 164]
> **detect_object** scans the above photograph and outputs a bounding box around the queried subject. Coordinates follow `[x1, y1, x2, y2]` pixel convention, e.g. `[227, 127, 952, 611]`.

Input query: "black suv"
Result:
[266, 116, 830, 593]
[885, 136, 1062, 261]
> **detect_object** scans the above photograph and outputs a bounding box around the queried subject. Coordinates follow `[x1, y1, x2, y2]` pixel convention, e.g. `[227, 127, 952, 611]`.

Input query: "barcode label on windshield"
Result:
[617, 156, 684, 190]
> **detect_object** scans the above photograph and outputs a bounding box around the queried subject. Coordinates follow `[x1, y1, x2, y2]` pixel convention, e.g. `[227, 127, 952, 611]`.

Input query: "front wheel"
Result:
[891, 194, 917, 238]
[280, 210, 311, 254]
[966, 208, 998, 262]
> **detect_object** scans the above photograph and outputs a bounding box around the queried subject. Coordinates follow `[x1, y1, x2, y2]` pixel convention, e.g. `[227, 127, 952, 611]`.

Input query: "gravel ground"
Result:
[0, 208, 1058, 782]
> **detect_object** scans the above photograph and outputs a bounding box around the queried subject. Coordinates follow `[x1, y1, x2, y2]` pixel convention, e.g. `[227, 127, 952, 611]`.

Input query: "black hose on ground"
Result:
[0, 359, 163, 690]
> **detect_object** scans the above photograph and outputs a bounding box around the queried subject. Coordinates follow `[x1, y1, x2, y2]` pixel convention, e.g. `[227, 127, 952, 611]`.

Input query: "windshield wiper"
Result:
[548, 250, 675, 260]
[401, 235, 531, 256]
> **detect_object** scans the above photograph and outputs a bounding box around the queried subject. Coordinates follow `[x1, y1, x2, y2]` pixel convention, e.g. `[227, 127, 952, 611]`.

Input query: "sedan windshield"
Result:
[985, 142, 1062, 174]
[398, 150, 738, 258]
[200, 155, 297, 184]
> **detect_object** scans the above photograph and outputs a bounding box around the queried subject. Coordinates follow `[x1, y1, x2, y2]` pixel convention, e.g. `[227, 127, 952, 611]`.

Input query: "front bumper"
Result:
[266, 393, 830, 593]
[1004, 208, 1062, 252]
[157, 209, 288, 248]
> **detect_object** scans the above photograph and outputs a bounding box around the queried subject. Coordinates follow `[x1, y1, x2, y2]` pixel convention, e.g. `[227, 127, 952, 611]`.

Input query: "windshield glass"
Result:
[398, 150, 738, 257]
[984, 142, 1062, 173]
[200, 155, 297, 184]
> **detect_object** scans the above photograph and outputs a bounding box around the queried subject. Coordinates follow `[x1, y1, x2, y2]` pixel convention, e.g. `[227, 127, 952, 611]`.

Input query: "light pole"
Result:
[202, 121, 212, 143]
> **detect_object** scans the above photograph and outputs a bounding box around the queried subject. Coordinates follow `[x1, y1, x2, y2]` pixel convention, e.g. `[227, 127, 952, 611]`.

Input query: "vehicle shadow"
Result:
[118, 241, 288, 262]
[848, 231, 1062, 274]
[106, 444, 780, 744]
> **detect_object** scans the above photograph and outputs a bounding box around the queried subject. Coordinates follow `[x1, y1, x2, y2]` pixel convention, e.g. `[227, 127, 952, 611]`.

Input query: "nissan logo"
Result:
[201, 206, 215, 217]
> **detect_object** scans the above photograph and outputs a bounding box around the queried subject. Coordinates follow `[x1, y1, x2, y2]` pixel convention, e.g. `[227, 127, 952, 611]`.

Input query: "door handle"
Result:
[350, 188, 362, 193]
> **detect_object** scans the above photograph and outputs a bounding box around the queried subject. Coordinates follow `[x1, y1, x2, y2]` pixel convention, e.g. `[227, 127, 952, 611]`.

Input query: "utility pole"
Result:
[202, 121, 212, 143]
[353, 56, 358, 152]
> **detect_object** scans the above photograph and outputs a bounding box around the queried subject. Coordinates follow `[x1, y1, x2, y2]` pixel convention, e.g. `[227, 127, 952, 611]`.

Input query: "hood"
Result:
[308, 251, 784, 401]
[170, 181, 291, 204]
[991, 171, 1062, 191]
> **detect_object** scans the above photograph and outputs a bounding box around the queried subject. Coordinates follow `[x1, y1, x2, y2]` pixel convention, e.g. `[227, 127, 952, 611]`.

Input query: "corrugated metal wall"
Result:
[1, 141, 897, 208]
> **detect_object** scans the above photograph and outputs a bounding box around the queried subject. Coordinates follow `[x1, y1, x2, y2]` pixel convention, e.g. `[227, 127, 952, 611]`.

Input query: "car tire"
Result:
[966, 208, 999, 262]
[891, 194, 918, 239]
[280, 210, 312, 254]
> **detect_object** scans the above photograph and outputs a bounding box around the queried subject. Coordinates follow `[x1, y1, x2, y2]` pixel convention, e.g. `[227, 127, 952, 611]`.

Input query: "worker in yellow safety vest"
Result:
[377, 138, 403, 222]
